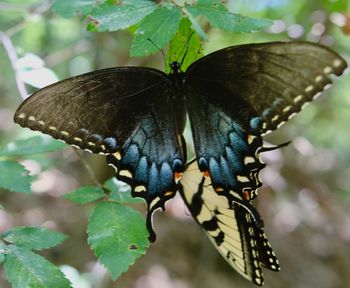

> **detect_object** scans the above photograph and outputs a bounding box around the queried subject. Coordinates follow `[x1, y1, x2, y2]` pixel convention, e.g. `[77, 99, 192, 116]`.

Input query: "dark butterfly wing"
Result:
[184, 74, 265, 203]
[185, 41, 347, 134]
[180, 160, 279, 286]
[14, 67, 187, 240]
[184, 42, 347, 202]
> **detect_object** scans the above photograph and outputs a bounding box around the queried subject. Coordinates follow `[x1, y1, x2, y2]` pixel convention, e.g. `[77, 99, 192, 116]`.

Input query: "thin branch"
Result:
[44, 40, 92, 67]
[73, 148, 104, 189]
[0, 31, 28, 100]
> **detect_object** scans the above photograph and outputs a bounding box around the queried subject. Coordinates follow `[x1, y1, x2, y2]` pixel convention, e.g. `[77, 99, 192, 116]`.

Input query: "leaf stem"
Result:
[73, 148, 104, 190]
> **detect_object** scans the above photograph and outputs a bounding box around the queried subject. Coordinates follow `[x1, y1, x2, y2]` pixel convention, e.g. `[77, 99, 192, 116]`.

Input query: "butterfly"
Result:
[14, 41, 347, 286]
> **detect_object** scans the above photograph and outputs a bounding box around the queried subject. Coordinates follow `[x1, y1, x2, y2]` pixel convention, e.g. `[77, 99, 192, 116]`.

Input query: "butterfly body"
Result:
[14, 41, 347, 286]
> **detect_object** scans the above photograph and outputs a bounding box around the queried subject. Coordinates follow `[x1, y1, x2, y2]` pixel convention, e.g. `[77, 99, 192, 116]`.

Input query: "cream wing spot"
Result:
[113, 151, 121, 160]
[301, 102, 310, 110]
[283, 106, 292, 113]
[313, 92, 322, 99]
[255, 269, 261, 277]
[73, 137, 82, 142]
[323, 66, 332, 74]
[119, 169, 132, 178]
[305, 85, 314, 93]
[28, 116, 35, 121]
[277, 121, 286, 129]
[49, 126, 57, 131]
[293, 95, 303, 103]
[255, 278, 262, 285]
[247, 134, 256, 144]
[60, 131, 69, 136]
[288, 112, 297, 120]
[271, 115, 279, 122]
[18, 113, 25, 119]
[315, 75, 323, 82]
[333, 59, 342, 67]
[38, 120, 45, 125]
[134, 185, 146, 193]
[244, 156, 255, 165]
[237, 175, 249, 183]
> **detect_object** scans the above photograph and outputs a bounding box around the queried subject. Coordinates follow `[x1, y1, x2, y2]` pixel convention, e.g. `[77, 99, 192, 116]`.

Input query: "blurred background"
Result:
[1, 0, 350, 287]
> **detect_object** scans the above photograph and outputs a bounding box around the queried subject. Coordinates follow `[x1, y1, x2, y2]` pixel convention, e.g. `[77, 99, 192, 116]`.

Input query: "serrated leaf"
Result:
[87, 202, 149, 280]
[0, 135, 67, 157]
[52, 0, 97, 18]
[186, 12, 208, 40]
[89, 0, 156, 32]
[2, 227, 67, 251]
[0, 252, 5, 264]
[0, 241, 6, 264]
[104, 178, 142, 203]
[64, 186, 104, 204]
[4, 245, 72, 288]
[166, 17, 203, 73]
[131, 6, 181, 57]
[0, 160, 34, 193]
[187, 0, 272, 33]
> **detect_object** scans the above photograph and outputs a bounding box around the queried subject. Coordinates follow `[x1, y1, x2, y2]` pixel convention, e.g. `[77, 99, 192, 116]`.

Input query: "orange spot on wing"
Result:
[244, 190, 251, 200]
[165, 191, 173, 196]
[203, 170, 210, 177]
[174, 172, 183, 183]
[215, 187, 224, 193]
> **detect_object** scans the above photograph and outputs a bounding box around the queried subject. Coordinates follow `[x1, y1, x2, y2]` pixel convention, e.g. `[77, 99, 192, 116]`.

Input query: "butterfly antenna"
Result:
[147, 37, 166, 63]
[178, 32, 194, 66]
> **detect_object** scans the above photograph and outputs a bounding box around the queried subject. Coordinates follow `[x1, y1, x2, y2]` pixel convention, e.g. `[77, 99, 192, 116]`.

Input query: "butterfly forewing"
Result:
[14, 67, 187, 240]
[180, 160, 280, 286]
[185, 41, 347, 134]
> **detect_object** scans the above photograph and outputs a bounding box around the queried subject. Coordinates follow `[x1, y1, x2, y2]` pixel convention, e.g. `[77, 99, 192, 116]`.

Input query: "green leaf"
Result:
[87, 202, 149, 280]
[52, 0, 100, 18]
[0, 135, 67, 157]
[89, 0, 157, 32]
[185, 12, 208, 40]
[64, 186, 104, 204]
[104, 178, 142, 203]
[131, 6, 181, 57]
[323, 0, 349, 12]
[4, 245, 72, 288]
[0, 252, 5, 264]
[0, 160, 34, 193]
[2, 227, 68, 251]
[166, 17, 203, 73]
[0, 241, 6, 264]
[187, 0, 272, 33]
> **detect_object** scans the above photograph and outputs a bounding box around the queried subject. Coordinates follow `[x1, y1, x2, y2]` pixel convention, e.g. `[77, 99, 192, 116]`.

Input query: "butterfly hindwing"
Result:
[184, 77, 265, 201]
[180, 160, 280, 286]
[14, 67, 187, 240]
[185, 41, 347, 134]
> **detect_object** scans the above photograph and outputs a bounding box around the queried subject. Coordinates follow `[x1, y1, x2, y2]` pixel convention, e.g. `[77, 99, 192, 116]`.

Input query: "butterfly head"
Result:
[170, 61, 182, 74]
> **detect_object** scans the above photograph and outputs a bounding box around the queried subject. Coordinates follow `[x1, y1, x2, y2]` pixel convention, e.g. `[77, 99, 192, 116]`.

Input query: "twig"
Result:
[73, 148, 104, 190]
[44, 40, 92, 68]
[0, 31, 28, 100]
